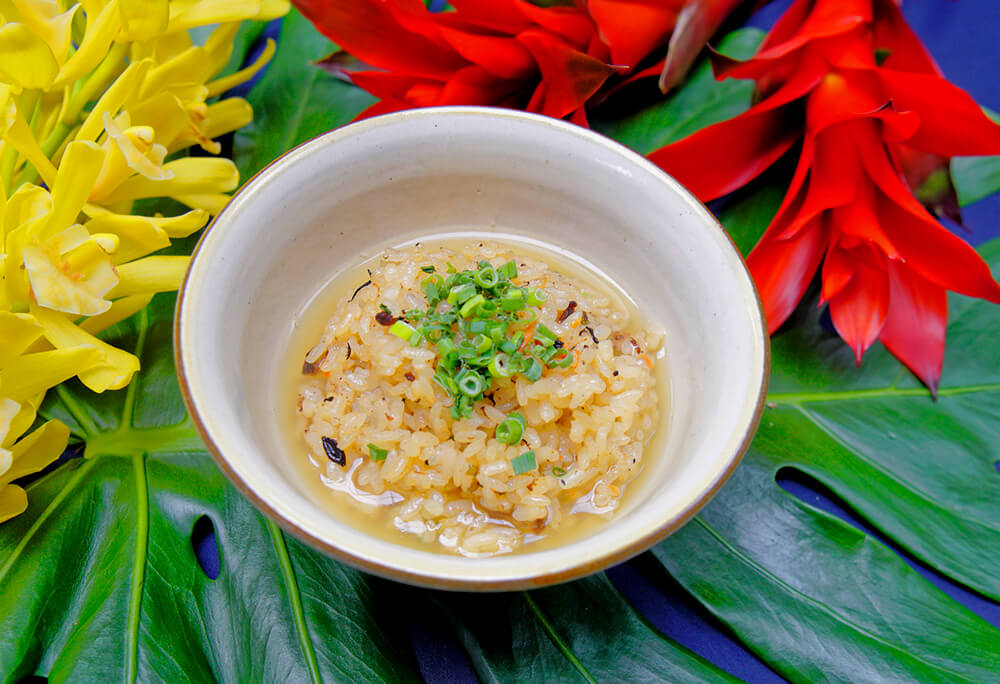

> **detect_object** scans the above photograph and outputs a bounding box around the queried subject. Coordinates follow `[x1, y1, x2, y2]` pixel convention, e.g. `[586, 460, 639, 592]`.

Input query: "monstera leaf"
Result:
[3, 11, 1000, 684]
[652, 241, 1000, 681]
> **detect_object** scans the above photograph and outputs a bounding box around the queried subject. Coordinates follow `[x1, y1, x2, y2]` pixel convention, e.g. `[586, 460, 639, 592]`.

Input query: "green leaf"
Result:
[0, 297, 420, 683]
[428, 575, 738, 683]
[593, 28, 763, 155]
[652, 240, 1000, 682]
[953, 155, 1000, 207]
[234, 9, 376, 179]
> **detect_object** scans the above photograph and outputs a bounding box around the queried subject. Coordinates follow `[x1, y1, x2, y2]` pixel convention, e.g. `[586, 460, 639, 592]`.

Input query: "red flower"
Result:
[294, 0, 748, 125]
[649, 0, 1000, 394]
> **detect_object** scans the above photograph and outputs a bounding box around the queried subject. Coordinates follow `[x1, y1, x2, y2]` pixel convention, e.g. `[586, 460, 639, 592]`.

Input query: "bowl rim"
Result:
[174, 105, 770, 590]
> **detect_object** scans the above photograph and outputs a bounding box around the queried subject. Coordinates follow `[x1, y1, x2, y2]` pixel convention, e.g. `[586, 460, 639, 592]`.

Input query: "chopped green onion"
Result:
[495, 414, 525, 444]
[526, 288, 548, 306]
[488, 322, 506, 345]
[533, 345, 558, 363]
[471, 333, 492, 354]
[468, 319, 489, 334]
[551, 466, 567, 477]
[488, 353, 513, 378]
[421, 274, 442, 303]
[497, 260, 517, 280]
[388, 320, 416, 341]
[408, 329, 425, 347]
[511, 450, 536, 475]
[476, 300, 498, 317]
[457, 339, 478, 359]
[510, 309, 537, 329]
[460, 293, 485, 318]
[534, 324, 558, 346]
[421, 265, 436, 273]
[522, 357, 543, 382]
[448, 282, 476, 305]
[500, 331, 524, 354]
[550, 348, 573, 367]
[499, 288, 525, 311]
[457, 370, 486, 397]
[474, 265, 499, 289]
[368, 444, 388, 461]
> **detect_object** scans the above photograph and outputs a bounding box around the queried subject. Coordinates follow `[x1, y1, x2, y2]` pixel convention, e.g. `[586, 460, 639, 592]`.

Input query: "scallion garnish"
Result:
[380, 258, 566, 419]
[388, 319, 416, 341]
[367, 444, 388, 461]
[511, 450, 536, 475]
[552, 466, 567, 477]
[496, 412, 525, 444]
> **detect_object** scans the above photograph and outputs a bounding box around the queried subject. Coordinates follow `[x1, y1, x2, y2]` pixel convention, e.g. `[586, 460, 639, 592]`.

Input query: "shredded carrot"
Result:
[519, 321, 538, 352]
[610, 485, 620, 496]
[569, 348, 581, 371]
[570, 317, 581, 328]
[640, 354, 653, 368]
[323, 370, 331, 377]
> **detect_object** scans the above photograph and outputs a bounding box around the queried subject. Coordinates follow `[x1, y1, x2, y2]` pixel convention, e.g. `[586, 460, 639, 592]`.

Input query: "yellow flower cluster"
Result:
[0, 0, 288, 522]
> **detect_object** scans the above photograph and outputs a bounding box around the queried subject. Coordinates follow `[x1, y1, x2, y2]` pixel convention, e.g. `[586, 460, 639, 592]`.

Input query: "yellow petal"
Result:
[41, 140, 105, 240]
[167, 97, 252, 155]
[1, 419, 69, 485]
[124, 91, 188, 148]
[0, 310, 41, 366]
[149, 23, 192, 62]
[171, 192, 232, 213]
[99, 157, 238, 205]
[107, 254, 187, 298]
[148, 208, 208, 238]
[2, 182, 50, 235]
[0, 21, 58, 89]
[0, 483, 28, 523]
[83, 213, 169, 263]
[79, 292, 153, 335]
[0, 344, 102, 401]
[0, 396, 36, 450]
[166, 0, 266, 34]
[0, 397, 22, 447]
[206, 39, 276, 98]
[75, 57, 152, 143]
[257, 0, 291, 21]
[0, 447, 10, 477]
[30, 305, 139, 392]
[90, 113, 172, 201]
[7, 0, 77, 64]
[53, 0, 122, 87]
[2, 97, 58, 188]
[118, 0, 168, 41]
[23, 234, 119, 316]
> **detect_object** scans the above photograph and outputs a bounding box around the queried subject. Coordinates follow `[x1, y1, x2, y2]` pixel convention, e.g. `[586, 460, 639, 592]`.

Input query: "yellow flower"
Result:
[0, 0, 287, 522]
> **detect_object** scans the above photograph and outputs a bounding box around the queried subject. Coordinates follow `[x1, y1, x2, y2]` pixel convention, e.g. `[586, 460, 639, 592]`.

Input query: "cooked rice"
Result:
[296, 241, 662, 556]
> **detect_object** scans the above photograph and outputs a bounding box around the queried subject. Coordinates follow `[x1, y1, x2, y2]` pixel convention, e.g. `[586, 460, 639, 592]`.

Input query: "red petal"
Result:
[747, 215, 829, 333]
[587, 0, 682, 69]
[827, 242, 890, 364]
[892, 144, 963, 224]
[820, 241, 853, 303]
[660, 0, 743, 93]
[856, 132, 1000, 302]
[872, 0, 940, 75]
[757, 0, 814, 53]
[877, 70, 1000, 156]
[514, 1, 595, 47]
[435, 26, 537, 80]
[435, 66, 523, 105]
[516, 30, 618, 119]
[648, 102, 800, 202]
[777, 123, 861, 241]
[293, 0, 467, 79]
[879, 261, 947, 395]
[753, 0, 871, 62]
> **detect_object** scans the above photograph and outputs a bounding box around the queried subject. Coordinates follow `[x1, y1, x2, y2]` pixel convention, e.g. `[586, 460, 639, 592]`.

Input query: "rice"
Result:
[296, 240, 662, 557]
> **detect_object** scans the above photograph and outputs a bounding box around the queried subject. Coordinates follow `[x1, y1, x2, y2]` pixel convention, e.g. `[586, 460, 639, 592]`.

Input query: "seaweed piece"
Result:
[321, 436, 347, 466]
[349, 269, 373, 302]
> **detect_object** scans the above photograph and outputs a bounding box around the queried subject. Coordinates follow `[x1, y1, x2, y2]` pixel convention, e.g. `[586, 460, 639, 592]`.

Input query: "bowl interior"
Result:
[178, 108, 767, 589]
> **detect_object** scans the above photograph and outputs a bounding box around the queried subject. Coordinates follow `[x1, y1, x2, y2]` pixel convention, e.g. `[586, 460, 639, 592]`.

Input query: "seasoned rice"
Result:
[296, 241, 662, 556]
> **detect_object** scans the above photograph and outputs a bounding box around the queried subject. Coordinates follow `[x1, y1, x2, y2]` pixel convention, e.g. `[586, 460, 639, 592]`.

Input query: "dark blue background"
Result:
[198, 2, 1000, 681]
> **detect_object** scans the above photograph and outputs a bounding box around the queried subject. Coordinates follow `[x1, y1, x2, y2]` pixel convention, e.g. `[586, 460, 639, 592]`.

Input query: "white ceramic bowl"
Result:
[176, 107, 768, 590]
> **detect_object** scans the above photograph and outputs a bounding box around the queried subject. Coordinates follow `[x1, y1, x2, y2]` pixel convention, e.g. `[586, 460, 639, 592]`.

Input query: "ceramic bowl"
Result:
[176, 107, 769, 590]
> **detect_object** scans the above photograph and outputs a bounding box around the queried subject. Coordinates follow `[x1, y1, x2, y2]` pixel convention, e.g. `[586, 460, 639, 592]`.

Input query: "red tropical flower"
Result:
[649, 0, 1000, 394]
[294, 0, 747, 125]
